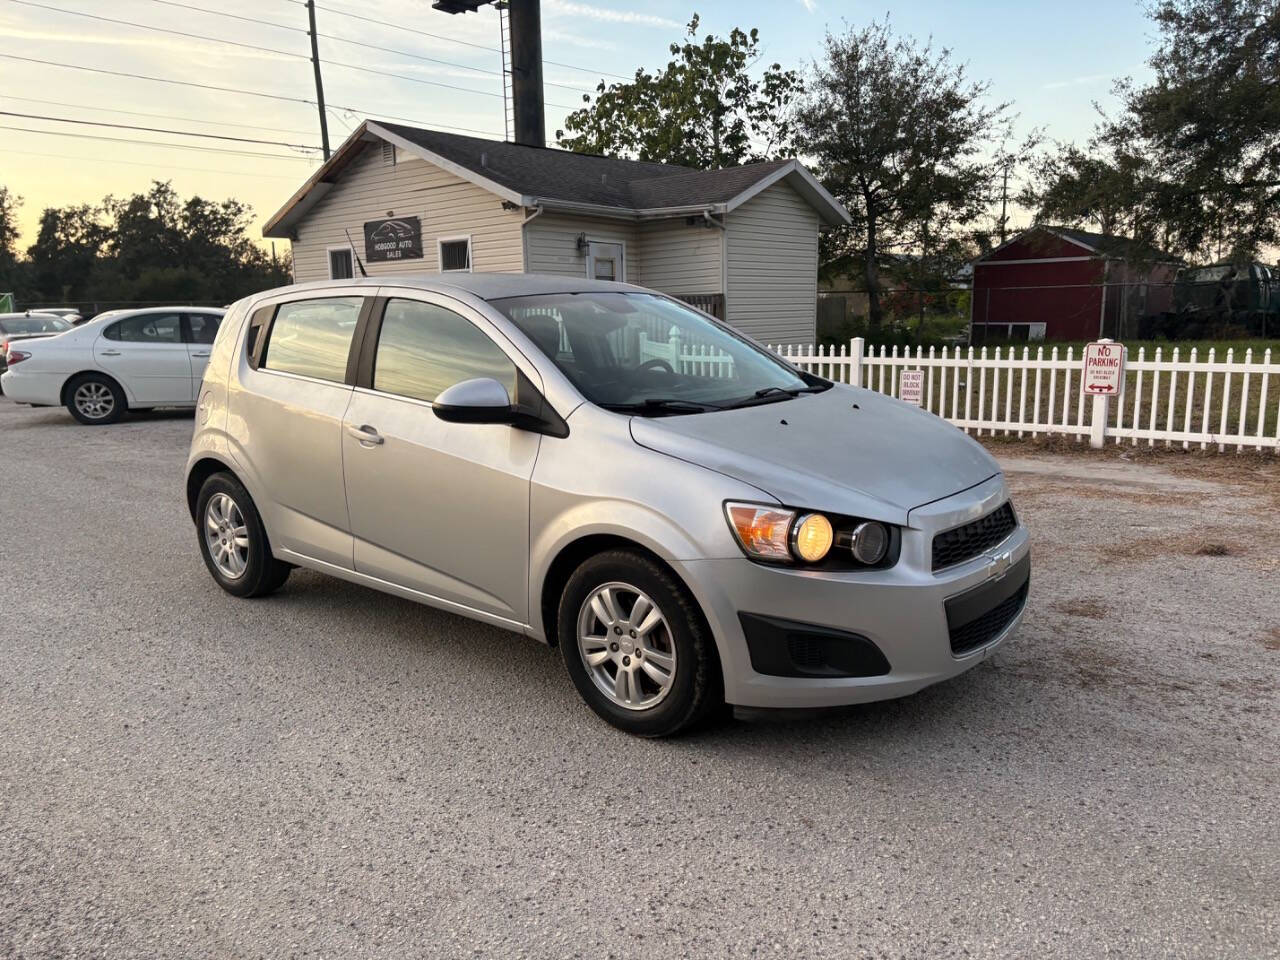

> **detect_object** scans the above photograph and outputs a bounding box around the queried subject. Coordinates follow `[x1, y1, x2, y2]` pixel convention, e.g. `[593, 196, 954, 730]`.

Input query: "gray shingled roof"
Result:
[263, 121, 850, 237]
[376, 121, 792, 210]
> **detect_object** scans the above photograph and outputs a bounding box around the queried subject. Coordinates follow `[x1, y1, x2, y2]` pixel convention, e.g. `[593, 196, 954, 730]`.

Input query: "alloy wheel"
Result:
[74, 382, 115, 420]
[576, 582, 677, 711]
[205, 493, 250, 580]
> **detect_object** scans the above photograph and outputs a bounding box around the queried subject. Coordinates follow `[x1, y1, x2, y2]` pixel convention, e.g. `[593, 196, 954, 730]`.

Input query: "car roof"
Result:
[0, 311, 64, 321]
[253, 273, 644, 303]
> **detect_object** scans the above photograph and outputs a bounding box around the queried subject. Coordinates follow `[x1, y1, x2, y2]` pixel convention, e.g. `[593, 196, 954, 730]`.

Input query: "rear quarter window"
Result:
[260, 297, 362, 383]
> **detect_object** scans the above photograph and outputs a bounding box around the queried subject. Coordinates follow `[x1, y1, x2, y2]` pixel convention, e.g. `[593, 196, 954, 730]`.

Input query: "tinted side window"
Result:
[104, 313, 183, 343]
[186, 313, 221, 344]
[373, 299, 516, 403]
[261, 297, 362, 383]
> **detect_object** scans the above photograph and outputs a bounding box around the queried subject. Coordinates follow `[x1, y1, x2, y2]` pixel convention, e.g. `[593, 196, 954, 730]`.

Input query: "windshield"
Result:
[491, 292, 819, 412]
[0, 315, 71, 336]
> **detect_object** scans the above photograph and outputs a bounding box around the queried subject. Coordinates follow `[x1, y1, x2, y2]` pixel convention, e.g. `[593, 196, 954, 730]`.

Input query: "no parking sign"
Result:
[1083, 340, 1124, 395]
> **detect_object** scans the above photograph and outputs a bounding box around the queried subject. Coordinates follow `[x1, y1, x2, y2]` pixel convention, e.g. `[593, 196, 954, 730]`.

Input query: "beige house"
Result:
[263, 120, 849, 345]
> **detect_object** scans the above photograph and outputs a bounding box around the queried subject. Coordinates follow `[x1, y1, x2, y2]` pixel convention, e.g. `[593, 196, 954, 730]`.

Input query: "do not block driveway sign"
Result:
[1083, 340, 1124, 395]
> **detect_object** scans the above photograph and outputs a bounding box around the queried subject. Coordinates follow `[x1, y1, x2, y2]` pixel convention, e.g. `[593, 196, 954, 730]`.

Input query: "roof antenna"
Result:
[344, 227, 369, 278]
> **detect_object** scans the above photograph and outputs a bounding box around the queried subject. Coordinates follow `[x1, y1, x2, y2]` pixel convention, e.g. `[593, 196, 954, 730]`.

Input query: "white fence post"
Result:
[1089, 394, 1109, 448]
[850, 337, 865, 388]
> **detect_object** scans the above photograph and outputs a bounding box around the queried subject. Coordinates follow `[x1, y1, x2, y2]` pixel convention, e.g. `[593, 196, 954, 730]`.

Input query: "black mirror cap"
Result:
[431, 400, 519, 425]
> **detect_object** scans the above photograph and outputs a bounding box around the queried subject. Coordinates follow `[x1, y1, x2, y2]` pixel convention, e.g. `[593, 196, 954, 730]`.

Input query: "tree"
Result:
[0, 186, 22, 296]
[796, 19, 1012, 331]
[556, 15, 803, 168]
[1024, 0, 1279, 262]
[17, 181, 289, 308]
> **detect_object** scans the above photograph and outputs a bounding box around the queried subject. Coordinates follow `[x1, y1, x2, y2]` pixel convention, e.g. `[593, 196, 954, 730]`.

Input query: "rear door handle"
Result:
[191, 351, 210, 358]
[100, 349, 122, 356]
[346, 424, 384, 445]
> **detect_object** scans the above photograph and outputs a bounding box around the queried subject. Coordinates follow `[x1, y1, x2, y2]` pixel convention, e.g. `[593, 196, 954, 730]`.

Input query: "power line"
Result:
[0, 55, 506, 138]
[0, 124, 319, 162]
[8, 0, 309, 62]
[7, 0, 576, 107]
[140, 0, 299, 33]
[0, 147, 307, 180]
[136, 0, 593, 93]
[305, 0, 630, 81]
[0, 110, 321, 151]
[0, 94, 320, 137]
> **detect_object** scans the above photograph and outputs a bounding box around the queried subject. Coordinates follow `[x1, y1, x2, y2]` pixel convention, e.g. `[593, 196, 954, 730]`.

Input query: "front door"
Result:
[341, 295, 540, 624]
[586, 242, 624, 282]
[94, 312, 191, 404]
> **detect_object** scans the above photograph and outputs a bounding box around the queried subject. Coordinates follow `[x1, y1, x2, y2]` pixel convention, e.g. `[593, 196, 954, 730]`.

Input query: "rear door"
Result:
[230, 292, 369, 570]
[340, 293, 541, 624]
[183, 312, 223, 393]
[94, 312, 191, 404]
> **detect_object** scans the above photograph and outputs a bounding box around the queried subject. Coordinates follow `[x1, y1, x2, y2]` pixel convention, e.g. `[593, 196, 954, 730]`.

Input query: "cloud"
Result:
[544, 0, 682, 30]
[799, 0, 817, 10]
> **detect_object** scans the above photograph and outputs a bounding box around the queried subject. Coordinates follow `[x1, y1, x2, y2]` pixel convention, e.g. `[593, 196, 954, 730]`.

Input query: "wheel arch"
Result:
[60, 369, 129, 407]
[538, 534, 713, 653]
[186, 456, 240, 522]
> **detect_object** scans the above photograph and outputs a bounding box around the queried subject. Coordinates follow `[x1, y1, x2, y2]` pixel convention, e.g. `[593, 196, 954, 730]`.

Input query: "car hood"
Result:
[629, 384, 999, 524]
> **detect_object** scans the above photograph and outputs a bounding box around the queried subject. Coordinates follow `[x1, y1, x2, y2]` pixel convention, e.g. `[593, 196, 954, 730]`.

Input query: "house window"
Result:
[438, 236, 471, 272]
[328, 247, 354, 280]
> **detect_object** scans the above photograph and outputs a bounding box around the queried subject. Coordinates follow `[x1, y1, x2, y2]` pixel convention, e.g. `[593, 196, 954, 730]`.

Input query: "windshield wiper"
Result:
[722, 384, 828, 409]
[599, 398, 722, 416]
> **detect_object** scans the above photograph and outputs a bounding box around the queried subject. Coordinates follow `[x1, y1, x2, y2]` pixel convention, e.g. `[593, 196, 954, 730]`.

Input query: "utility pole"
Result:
[433, 0, 544, 148]
[508, 0, 545, 147]
[306, 0, 331, 160]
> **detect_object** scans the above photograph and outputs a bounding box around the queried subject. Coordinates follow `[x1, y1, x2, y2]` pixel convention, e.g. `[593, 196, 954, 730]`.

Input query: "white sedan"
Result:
[0, 306, 225, 424]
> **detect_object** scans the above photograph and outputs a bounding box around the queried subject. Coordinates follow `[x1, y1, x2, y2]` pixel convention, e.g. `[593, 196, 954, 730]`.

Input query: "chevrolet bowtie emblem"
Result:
[988, 550, 1013, 580]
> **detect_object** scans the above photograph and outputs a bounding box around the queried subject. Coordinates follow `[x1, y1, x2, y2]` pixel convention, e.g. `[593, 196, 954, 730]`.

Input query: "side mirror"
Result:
[432, 377, 516, 424]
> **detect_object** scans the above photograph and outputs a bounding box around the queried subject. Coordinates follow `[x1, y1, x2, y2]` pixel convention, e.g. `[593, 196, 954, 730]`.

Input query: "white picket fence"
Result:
[767, 337, 1279, 453]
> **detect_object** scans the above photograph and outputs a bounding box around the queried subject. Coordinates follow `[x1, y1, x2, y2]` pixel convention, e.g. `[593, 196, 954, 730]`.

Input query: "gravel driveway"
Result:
[1, 399, 1276, 959]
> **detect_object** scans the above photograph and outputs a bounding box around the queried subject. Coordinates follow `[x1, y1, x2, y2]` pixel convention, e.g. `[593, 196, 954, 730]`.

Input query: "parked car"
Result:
[0, 306, 225, 423]
[0, 312, 74, 390]
[185, 275, 1029, 736]
[31, 307, 85, 325]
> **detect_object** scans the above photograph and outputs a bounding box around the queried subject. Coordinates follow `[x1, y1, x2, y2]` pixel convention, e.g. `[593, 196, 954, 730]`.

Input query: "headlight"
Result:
[726, 502, 896, 568]
[848, 521, 889, 564]
[791, 513, 833, 563]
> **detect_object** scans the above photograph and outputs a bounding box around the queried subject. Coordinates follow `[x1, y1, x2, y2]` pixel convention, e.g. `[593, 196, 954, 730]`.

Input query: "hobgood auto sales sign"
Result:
[363, 216, 423, 262]
[1083, 340, 1124, 395]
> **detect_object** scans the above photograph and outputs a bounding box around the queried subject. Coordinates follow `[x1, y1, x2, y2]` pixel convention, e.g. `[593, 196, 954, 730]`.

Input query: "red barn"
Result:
[970, 226, 1181, 343]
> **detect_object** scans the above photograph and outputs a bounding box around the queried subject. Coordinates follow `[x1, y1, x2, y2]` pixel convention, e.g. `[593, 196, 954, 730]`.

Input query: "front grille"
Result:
[948, 578, 1028, 655]
[932, 501, 1017, 571]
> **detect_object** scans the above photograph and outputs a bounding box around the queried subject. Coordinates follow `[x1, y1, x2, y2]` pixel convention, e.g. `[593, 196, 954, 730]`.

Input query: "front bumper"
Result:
[673, 474, 1030, 709]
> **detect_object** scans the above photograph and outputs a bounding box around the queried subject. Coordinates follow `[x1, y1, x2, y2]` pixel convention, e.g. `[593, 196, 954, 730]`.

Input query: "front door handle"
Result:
[100, 349, 122, 356]
[346, 424, 384, 445]
[190, 351, 210, 358]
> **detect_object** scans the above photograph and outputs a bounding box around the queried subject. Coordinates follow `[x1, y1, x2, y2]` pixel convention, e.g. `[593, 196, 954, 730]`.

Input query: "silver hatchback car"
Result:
[186, 275, 1029, 736]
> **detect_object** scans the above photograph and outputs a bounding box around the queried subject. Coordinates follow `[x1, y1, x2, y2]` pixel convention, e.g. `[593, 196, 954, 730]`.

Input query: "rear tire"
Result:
[195, 473, 291, 598]
[558, 550, 720, 737]
[65, 373, 126, 425]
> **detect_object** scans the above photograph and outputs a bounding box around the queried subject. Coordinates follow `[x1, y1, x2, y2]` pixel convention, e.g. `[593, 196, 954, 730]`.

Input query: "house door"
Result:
[586, 242, 624, 282]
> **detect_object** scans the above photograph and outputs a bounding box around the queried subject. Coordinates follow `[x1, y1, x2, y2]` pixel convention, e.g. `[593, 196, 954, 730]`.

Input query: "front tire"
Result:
[65, 373, 126, 425]
[558, 550, 720, 737]
[195, 473, 291, 598]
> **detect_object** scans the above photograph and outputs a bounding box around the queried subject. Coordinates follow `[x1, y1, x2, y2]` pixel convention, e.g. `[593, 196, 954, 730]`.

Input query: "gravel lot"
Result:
[1, 398, 1277, 959]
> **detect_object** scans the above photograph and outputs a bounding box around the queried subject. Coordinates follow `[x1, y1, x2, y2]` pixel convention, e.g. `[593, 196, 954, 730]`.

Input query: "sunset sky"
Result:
[0, 0, 1157, 250]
